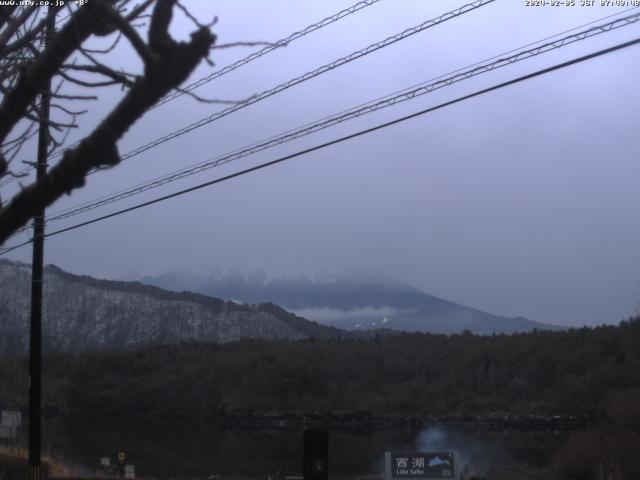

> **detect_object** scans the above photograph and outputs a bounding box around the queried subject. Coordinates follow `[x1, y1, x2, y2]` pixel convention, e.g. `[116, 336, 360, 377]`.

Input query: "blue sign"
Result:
[389, 452, 454, 478]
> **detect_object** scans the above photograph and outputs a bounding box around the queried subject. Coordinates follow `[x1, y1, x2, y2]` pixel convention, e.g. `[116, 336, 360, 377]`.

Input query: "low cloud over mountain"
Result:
[140, 269, 561, 335]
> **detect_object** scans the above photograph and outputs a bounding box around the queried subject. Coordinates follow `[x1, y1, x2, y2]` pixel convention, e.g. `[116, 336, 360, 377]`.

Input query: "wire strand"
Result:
[2, 0, 498, 197]
[3, 35, 638, 255]
[114, 0, 496, 163]
[151, 0, 385, 110]
[0, 0, 385, 188]
[21, 9, 640, 233]
[40, 0, 494, 171]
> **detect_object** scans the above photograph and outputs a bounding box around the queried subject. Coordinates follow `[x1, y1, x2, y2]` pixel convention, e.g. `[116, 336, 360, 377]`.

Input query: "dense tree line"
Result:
[1, 318, 639, 426]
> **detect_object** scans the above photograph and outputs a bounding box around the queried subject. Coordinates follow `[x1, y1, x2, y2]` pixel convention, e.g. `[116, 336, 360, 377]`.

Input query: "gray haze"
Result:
[4, 1, 640, 327]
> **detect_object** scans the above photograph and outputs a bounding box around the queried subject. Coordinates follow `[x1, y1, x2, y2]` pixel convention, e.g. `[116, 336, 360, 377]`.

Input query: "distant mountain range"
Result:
[0, 260, 560, 355]
[139, 270, 561, 335]
[0, 260, 345, 354]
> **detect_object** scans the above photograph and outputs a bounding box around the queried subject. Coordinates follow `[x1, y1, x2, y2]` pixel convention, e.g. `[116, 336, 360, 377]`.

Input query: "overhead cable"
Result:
[0, 0, 385, 188]
[2, 35, 639, 255]
[31, 10, 640, 229]
[151, 0, 385, 109]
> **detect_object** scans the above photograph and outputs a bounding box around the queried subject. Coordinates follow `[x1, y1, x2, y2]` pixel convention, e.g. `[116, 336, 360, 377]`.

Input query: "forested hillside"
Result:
[1, 318, 639, 427]
[0, 260, 346, 353]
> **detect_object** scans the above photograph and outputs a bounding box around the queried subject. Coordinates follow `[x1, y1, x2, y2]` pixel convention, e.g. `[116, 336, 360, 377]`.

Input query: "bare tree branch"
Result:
[92, 1, 159, 65]
[2, 169, 29, 180]
[57, 69, 125, 88]
[123, 0, 156, 22]
[0, 6, 18, 30]
[49, 93, 98, 101]
[66, 63, 135, 85]
[0, 0, 215, 243]
[174, 86, 253, 105]
[0, 2, 109, 143]
[175, 1, 217, 29]
[1, 7, 61, 57]
[49, 103, 88, 116]
[24, 111, 77, 131]
[0, 5, 37, 53]
[81, 31, 122, 54]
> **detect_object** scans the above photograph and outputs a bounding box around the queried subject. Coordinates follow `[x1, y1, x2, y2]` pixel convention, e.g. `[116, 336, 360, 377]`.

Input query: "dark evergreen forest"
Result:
[1, 318, 639, 429]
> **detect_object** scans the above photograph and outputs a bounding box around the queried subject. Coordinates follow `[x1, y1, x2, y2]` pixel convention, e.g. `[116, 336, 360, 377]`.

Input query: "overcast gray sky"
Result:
[4, 0, 640, 327]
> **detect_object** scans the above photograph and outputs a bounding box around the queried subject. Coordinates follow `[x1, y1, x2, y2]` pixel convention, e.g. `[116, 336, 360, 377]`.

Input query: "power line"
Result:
[7, 7, 638, 241]
[2, 0, 495, 189]
[19, 9, 640, 233]
[2, 35, 638, 256]
[151, 0, 385, 110]
[0, 0, 385, 188]
[114, 0, 495, 163]
[26, 0, 487, 183]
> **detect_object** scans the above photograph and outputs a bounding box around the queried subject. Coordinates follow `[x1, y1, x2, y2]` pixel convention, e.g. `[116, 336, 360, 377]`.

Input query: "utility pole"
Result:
[29, 8, 54, 480]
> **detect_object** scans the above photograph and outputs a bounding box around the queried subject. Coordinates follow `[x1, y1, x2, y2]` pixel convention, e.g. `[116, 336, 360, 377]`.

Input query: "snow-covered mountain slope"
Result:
[0, 260, 344, 353]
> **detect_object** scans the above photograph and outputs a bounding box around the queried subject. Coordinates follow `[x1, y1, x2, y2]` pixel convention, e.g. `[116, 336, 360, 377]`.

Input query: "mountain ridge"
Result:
[0, 260, 347, 354]
[139, 269, 561, 335]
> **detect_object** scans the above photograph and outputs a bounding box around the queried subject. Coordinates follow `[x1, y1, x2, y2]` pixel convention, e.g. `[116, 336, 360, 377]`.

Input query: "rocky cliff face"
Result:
[0, 260, 338, 353]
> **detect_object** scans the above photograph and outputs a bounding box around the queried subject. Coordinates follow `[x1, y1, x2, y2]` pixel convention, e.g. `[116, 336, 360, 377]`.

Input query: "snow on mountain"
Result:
[0, 260, 345, 354]
[139, 268, 562, 335]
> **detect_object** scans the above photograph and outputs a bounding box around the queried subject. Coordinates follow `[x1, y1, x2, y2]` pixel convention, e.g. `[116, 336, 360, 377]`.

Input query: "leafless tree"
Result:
[0, 0, 216, 245]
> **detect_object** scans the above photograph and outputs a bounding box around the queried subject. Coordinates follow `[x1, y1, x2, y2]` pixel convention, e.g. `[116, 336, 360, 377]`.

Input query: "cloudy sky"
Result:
[3, 0, 640, 327]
